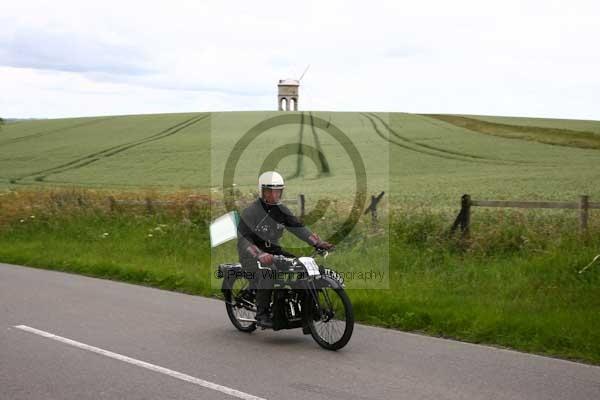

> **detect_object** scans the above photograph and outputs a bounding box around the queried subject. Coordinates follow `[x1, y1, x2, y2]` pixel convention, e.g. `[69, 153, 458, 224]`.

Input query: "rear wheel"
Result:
[223, 276, 257, 332]
[308, 287, 354, 350]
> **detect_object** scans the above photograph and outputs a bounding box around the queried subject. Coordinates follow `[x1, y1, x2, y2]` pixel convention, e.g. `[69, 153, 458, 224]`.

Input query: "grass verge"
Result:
[0, 189, 599, 364]
[425, 114, 600, 150]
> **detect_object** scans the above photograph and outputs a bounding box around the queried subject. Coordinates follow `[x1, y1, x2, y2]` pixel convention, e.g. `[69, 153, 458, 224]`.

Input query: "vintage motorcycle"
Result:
[218, 249, 354, 350]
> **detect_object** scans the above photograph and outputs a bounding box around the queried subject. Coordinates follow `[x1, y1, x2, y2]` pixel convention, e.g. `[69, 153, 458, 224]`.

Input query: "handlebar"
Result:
[312, 247, 333, 258]
[257, 247, 334, 269]
[273, 254, 295, 263]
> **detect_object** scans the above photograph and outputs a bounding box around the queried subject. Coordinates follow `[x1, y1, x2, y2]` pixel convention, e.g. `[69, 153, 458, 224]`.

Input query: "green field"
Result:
[0, 113, 210, 189]
[460, 114, 600, 134]
[2, 111, 600, 207]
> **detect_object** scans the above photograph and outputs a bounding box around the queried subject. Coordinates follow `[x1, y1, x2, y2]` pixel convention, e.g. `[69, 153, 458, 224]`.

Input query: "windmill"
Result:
[277, 65, 310, 111]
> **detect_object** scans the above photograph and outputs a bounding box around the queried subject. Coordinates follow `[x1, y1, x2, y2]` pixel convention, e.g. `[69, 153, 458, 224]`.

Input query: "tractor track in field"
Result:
[308, 112, 331, 175]
[12, 114, 209, 183]
[0, 117, 120, 147]
[286, 112, 332, 180]
[363, 113, 535, 165]
[362, 113, 491, 164]
[362, 113, 481, 163]
[0, 176, 206, 190]
[286, 112, 305, 180]
[413, 114, 561, 162]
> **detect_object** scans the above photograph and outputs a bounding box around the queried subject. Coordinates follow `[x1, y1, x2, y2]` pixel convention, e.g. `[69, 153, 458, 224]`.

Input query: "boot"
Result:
[255, 289, 273, 329]
[256, 313, 273, 329]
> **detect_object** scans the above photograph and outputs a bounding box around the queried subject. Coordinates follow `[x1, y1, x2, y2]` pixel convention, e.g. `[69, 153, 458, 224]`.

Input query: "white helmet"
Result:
[258, 171, 285, 205]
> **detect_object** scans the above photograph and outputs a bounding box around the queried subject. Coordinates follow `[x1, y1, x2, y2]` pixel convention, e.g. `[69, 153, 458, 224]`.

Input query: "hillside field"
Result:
[2, 111, 600, 209]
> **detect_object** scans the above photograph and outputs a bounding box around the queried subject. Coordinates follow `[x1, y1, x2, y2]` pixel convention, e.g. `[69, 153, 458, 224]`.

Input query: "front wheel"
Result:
[308, 286, 354, 350]
[223, 275, 257, 333]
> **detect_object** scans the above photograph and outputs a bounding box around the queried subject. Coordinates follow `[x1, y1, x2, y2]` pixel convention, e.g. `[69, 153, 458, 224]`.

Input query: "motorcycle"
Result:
[217, 249, 354, 350]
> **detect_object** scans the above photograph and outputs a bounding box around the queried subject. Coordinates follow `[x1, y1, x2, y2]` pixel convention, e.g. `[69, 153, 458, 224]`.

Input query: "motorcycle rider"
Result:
[237, 171, 334, 329]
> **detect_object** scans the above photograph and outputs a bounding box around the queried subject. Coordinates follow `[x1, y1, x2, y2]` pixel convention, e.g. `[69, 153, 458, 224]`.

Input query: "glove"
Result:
[308, 233, 335, 250]
[246, 244, 274, 265]
[257, 252, 274, 265]
[317, 241, 335, 250]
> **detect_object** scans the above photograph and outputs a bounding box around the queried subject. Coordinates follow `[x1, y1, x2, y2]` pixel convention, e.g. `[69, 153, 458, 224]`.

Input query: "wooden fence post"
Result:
[461, 194, 471, 236]
[580, 195, 589, 232]
[145, 197, 154, 214]
[363, 191, 385, 228]
[450, 194, 471, 236]
[108, 196, 116, 212]
[185, 198, 196, 219]
[370, 195, 377, 226]
[298, 194, 305, 222]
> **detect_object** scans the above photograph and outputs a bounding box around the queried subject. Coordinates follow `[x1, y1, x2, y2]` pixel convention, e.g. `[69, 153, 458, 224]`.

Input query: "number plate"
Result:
[324, 269, 345, 287]
[298, 257, 320, 276]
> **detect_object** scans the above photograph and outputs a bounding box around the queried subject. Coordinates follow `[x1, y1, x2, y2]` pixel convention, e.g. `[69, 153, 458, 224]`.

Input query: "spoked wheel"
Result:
[223, 276, 257, 332]
[308, 287, 354, 350]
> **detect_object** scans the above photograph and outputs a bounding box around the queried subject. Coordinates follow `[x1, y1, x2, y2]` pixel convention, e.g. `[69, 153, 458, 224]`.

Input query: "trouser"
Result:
[240, 258, 273, 317]
[240, 248, 295, 317]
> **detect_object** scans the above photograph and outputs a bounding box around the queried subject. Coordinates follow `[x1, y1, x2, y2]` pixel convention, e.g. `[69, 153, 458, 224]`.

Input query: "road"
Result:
[1, 262, 599, 400]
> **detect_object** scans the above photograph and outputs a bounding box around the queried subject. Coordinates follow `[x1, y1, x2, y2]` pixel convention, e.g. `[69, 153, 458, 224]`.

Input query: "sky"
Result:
[1, 0, 599, 120]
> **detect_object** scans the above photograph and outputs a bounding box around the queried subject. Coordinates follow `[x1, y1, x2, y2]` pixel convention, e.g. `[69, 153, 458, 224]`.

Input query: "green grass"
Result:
[0, 195, 599, 364]
[0, 205, 214, 294]
[459, 114, 600, 134]
[426, 114, 600, 150]
[0, 113, 210, 188]
[2, 111, 600, 363]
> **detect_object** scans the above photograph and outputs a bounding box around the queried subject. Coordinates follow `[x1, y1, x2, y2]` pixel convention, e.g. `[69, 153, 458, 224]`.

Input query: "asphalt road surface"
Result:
[1, 262, 599, 400]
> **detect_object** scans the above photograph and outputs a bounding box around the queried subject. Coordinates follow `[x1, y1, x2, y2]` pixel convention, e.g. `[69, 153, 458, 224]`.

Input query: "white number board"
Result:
[299, 257, 320, 276]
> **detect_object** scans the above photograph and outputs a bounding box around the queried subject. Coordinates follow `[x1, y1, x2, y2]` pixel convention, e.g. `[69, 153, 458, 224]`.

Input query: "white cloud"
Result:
[0, 0, 599, 119]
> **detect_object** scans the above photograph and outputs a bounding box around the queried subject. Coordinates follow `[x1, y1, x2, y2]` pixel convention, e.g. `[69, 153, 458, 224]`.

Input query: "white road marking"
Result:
[14, 325, 266, 400]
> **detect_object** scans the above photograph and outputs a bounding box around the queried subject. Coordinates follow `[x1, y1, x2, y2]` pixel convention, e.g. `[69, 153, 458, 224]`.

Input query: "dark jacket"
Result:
[237, 198, 313, 261]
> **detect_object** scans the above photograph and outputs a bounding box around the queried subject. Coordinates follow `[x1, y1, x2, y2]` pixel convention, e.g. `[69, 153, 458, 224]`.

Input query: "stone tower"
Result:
[277, 79, 299, 111]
